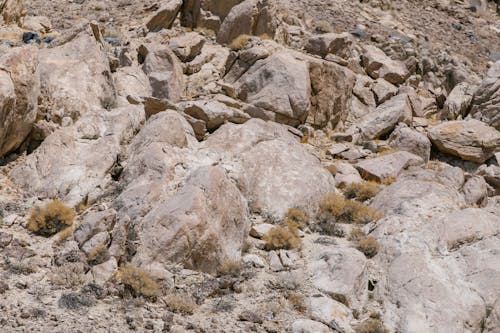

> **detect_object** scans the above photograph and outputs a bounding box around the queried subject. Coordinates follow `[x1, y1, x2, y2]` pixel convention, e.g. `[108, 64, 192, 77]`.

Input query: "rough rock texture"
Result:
[428, 119, 500, 163]
[0, 45, 39, 157]
[388, 124, 431, 162]
[356, 151, 424, 182]
[145, 0, 182, 32]
[361, 45, 410, 84]
[470, 61, 500, 129]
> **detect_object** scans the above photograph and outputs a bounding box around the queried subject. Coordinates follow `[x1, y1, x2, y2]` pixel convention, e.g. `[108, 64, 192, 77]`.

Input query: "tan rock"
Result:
[145, 0, 182, 32]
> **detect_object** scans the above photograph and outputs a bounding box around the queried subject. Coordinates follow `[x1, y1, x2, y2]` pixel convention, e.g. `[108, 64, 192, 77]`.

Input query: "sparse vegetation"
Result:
[50, 263, 86, 288]
[163, 291, 197, 314]
[56, 226, 74, 244]
[229, 34, 252, 50]
[314, 20, 333, 33]
[343, 181, 380, 201]
[116, 264, 160, 298]
[354, 318, 389, 333]
[218, 259, 242, 277]
[349, 228, 366, 241]
[284, 207, 308, 230]
[28, 200, 76, 237]
[86, 244, 109, 265]
[263, 225, 301, 251]
[287, 291, 307, 313]
[358, 236, 380, 258]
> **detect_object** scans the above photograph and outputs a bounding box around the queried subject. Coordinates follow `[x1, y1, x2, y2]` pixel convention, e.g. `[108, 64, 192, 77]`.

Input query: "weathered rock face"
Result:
[10, 106, 145, 206]
[469, 61, 500, 129]
[132, 166, 249, 274]
[141, 45, 185, 102]
[37, 28, 115, 125]
[442, 82, 475, 120]
[216, 0, 277, 45]
[168, 31, 205, 62]
[304, 32, 352, 59]
[204, 119, 335, 218]
[361, 45, 410, 84]
[145, 0, 182, 32]
[388, 124, 431, 162]
[180, 0, 244, 31]
[0, 45, 39, 157]
[356, 151, 424, 182]
[428, 119, 500, 163]
[357, 93, 412, 140]
[234, 51, 311, 126]
[113, 66, 153, 107]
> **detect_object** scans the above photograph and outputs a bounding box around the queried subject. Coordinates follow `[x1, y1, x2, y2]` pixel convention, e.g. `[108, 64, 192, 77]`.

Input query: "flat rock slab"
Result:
[355, 151, 424, 182]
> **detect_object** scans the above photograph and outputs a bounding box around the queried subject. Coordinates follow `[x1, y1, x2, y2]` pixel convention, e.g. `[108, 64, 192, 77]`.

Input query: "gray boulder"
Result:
[355, 151, 424, 182]
[470, 61, 500, 130]
[388, 124, 431, 162]
[145, 0, 183, 32]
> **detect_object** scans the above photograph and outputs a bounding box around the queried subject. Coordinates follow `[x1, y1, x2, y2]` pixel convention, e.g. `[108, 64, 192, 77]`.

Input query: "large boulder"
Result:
[428, 119, 500, 163]
[113, 66, 152, 107]
[355, 151, 424, 182]
[442, 82, 475, 120]
[357, 94, 412, 140]
[180, 0, 244, 31]
[141, 45, 185, 102]
[37, 28, 115, 125]
[388, 124, 431, 162]
[145, 0, 182, 32]
[10, 106, 145, 206]
[131, 165, 249, 274]
[204, 119, 335, 218]
[469, 61, 500, 129]
[304, 32, 352, 59]
[361, 45, 410, 84]
[234, 51, 311, 126]
[0, 46, 39, 157]
[216, 0, 277, 45]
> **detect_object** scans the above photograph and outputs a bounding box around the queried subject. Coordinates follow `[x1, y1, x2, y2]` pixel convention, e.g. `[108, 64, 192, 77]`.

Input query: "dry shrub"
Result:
[86, 244, 109, 265]
[218, 259, 242, 277]
[55, 226, 74, 244]
[28, 200, 76, 237]
[164, 292, 196, 314]
[116, 264, 159, 298]
[287, 291, 306, 313]
[284, 208, 308, 229]
[380, 176, 395, 185]
[263, 225, 301, 251]
[349, 228, 366, 241]
[324, 165, 338, 175]
[229, 34, 252, 50]
[343, 182, 380, 201]
[354, 318, 389, 333]
[50, 263, 86, 288]
[314, 20, 333, 33]
[358, 236, 380, 258]
[318, 193, 382, 226]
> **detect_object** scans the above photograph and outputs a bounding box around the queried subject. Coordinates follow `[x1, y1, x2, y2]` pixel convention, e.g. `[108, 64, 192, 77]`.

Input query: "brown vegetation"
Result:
[354, 318, 389, 333]
[218, 259, 242, 277]
[263, 225, 301, 251]
[116, 264, 160, 298]
[28, 200, 76, 237]
[358, 236, 380, 258]
[343, 181, 380, 201]
[163, 292, 197, 314]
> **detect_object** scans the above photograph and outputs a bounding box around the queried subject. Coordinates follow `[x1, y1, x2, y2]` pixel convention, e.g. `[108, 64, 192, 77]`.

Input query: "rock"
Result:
[0, 45, 39, 157]
[113, 66, 152, 107]
[180, 0, 244, 31]
[388, 124, 432, 162]
[145, 0, 183, 32]
[304, 55, 356, 129]
[0, 231, 13, 247]
[372, 78, 398, 105]
[332, 161, 363, 187]
[238, 310, 264, 324]
[234, 51, 311, 126]
[177, 99, 250, 132]
[81, 231, 110, 255]
[10, 106, 145, 206]
[356, 151, 424, 182]
[91, 257, 117, 285]
[169, 32, 205, 62]
[141, 45, 185, 102]
[204, 119, 335, 218]
[242, 254, 266, 268]
[308, 248, 367, 308]
[304, 32, 352, 58]
[216, 0, 276, 45]
[21, 15, 52, 33]
[462, 176, 488, 206]
[361, 45, 410, 84]
[442, 82, 475, 120]
[37, 27, 115, 126]
[308, 295, 353, 332]
[131, 166, 250, 274]
[469, 61, 500, 130]
[291, 319, 331, 333]
[269, 250, 284, 272]
[249, 223, 275, 238]
[1, 0, 24, 25]
[435, 208, 500, 251]
[74, 210, 116, 246]
[357, 94, 412, 140]
[428, 120, 500, 163]
[353, 75, 376, 108]
[477, 165, 500, 194]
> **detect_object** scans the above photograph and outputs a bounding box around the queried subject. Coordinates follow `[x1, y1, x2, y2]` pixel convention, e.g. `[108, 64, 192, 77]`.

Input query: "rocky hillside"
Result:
[0, 0, 499, 332]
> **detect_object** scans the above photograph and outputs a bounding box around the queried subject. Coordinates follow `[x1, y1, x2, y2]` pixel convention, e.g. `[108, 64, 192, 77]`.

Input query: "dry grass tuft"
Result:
[284, 208, 308, 230]
[263, 225, 301, 251]
[354, 318, 389, 333]
[163, 292, 197, 314]
[287, 291, 307, 313]
[343, 181, 380, 201]
[218, 259, 242, 277]
[86, 244, 109, 265]
[229, 34, 252, 50]
[116, 264, 160, 298]
[358, 236, 380, 258]
[50, 263, 86, 288]
[314, 20, 333, 33]
[28, 200, 76, 237]
[55, 226, 74, 244]
[349, 228, 366, 241]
